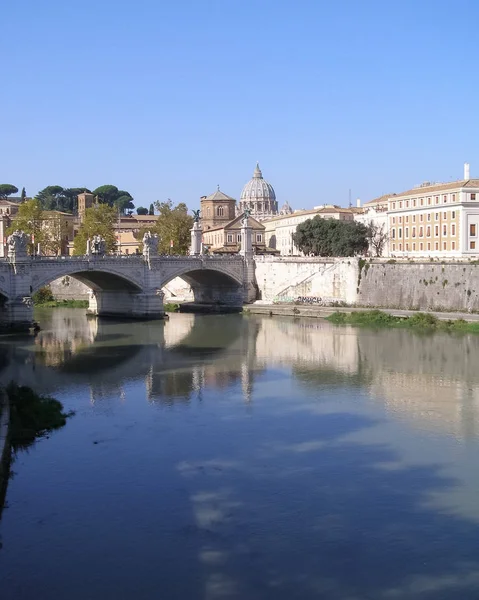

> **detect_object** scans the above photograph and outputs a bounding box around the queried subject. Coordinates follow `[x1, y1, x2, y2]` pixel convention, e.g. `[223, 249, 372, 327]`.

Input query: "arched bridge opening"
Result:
[164, 268, 244, 311]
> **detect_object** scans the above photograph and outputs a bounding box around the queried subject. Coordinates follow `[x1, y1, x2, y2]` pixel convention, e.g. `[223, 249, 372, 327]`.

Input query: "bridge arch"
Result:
[161, 265, 244, 308]
[30, 262, 144, 295]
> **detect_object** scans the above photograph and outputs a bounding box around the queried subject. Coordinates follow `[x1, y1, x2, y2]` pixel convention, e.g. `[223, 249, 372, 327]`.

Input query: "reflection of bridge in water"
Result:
[1, 312, 479, 438]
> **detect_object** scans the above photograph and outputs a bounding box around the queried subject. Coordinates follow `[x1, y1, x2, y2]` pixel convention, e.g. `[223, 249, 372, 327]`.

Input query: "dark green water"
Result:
[1, 308, 479, 599]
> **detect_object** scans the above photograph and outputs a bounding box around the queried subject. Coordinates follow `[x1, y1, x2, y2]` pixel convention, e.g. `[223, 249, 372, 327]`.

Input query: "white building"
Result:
[263, 205, 355, 256]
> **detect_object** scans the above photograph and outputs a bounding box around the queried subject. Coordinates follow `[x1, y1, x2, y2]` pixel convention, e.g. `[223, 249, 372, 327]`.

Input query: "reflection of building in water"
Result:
[283, 321, 479, 439]
[255, 317, 359, 374]
[146, 317, 262, 405]
[356, 329, 479, 439]
[163, 314, 195, 348]
[34, 312, 98, 367]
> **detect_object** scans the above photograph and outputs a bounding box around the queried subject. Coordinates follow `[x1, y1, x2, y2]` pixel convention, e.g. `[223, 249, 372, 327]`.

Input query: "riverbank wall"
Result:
[254, 257, 479, 312]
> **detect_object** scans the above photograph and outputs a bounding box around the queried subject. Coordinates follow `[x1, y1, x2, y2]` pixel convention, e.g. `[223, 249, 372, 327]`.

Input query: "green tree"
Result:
[20, 187, 26, 202]
[115, 194, 134, 215]
[293, 217, 369, 257]
[92, 185, 119, 206]
[137, 200, 193, 255]
[148, 203, 155, 215]
[35, 186, 65, 211]
[0, 184, 19, 199]
[7, 199, 45, 253]
[136, 207, 148, 215]
[73, 204, 117, 255]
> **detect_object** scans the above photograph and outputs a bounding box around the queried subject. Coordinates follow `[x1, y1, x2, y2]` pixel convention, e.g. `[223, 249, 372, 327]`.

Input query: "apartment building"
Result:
[388, 164, 479, 257]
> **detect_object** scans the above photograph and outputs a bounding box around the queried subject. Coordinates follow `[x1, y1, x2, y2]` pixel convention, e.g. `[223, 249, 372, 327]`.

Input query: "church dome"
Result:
[238, 163, 278, 221]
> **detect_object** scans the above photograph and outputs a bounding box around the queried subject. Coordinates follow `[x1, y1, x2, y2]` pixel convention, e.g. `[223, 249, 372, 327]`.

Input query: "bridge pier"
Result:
[87, 290, 165, 320]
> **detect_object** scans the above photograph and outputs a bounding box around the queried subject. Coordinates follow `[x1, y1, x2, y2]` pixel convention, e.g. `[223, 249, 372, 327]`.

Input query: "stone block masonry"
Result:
[254, 256, 479, 312]
[357, 261, 479, 312]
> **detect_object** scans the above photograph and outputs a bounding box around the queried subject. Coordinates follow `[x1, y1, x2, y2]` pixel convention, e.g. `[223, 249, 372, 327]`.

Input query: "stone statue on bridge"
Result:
[7, 230, 30, 259]
[91, 235, 106, 256]
[142, 231, 159, 259]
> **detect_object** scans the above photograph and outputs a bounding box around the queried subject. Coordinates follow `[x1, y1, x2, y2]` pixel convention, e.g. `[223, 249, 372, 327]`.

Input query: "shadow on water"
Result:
[176, 410, 479, 600]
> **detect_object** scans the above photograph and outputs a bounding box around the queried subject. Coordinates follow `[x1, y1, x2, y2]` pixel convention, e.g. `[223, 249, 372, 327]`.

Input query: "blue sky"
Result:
[2, 0, 478, 210]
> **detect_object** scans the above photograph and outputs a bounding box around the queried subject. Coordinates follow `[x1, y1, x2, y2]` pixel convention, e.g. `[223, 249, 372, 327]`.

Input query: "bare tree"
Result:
[367, 221, 389, 257]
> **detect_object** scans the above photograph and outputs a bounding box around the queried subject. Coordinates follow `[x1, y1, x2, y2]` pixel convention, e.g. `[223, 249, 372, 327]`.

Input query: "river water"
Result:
[1, 309, 479, 599]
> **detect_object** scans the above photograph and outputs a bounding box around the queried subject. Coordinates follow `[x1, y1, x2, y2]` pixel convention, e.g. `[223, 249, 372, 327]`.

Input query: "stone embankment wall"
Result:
[254, 256, 358, 305]
[254, 256, 479, 312]
[357, 261, 479, 311]
[50, 276, 90, 300]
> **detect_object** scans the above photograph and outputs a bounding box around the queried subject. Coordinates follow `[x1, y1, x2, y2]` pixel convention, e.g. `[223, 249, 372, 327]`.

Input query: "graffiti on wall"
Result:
[273, 295, 342, 306]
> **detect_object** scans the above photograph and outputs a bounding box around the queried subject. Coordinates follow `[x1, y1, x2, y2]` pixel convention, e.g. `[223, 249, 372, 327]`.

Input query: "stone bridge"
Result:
[0, 253, 257, 330]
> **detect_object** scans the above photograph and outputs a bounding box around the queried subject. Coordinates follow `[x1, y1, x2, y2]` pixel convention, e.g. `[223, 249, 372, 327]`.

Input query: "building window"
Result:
[392, 244, 396, 251]
[419, 226, 423, 237]
[412, 215, 416, 223]
[443, 195, 447, 203]
[392, 228, 395, 239]
[227, 234, 233, 243]
[470, 224, 476, 236]
[452, 211, 455, 219]
[406, 216, 409, 223]
[443, 224, 447, 236]
[237, 234, 241, 242]
[217, 206, 224, 216]
[427, 214, 431, 221]
[435, 242, 439, 250]
[399, 201, 402, 208]
[443, 242, 447, 250]
[435, 196, 439, 205]
[452, 194, 456, 202]
[256, 233, 262, 242]
[435, 213, 439, 221]
[413, 199, 417, 207]
[206, 207, 211, 216]
[472, 194, 476, 200]
[427, 226, 431, 237]
[399, 228, 402, 238]
[428, 197, 431, 205]
[406, 243, 409, 250]
[421, 198, 424, 206]
[420, 243, 423, 251]
[405, 227, 409, 237]
[435, 225, 439, 236]
[412, 227, 416, 238]
[471, 241, 476, 250]
[452, 224, 456, 236]
[399, 216, 402, 223]
[427, 243, 431, 250]
[392, 203, 396, 210]
[413, 243, 416, 250]
[420, 214, 424, 222]
[406, 201, 409, 208]
[452, 241, 455, 250]
[392, 217, 396, 224]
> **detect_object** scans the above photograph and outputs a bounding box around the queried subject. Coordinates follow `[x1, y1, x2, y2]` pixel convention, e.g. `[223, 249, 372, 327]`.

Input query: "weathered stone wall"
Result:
[357, 261, 479, 311]
[50, 276, 90, 300]
[254, 256, 479, 312]
[254, 256, 358, 304]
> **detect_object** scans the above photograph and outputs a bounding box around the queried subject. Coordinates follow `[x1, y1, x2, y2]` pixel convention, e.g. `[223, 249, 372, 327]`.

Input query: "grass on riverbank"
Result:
[32, 286, 88, 308]
[36, 299, 89, 308]
[327, 309, 479, 333]
[164, 302, 180, 312]
[7, 383, 75, 451]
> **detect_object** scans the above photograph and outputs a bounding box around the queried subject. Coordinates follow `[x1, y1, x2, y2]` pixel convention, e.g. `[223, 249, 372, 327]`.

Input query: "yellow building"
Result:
[388, 167, 479, 257]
